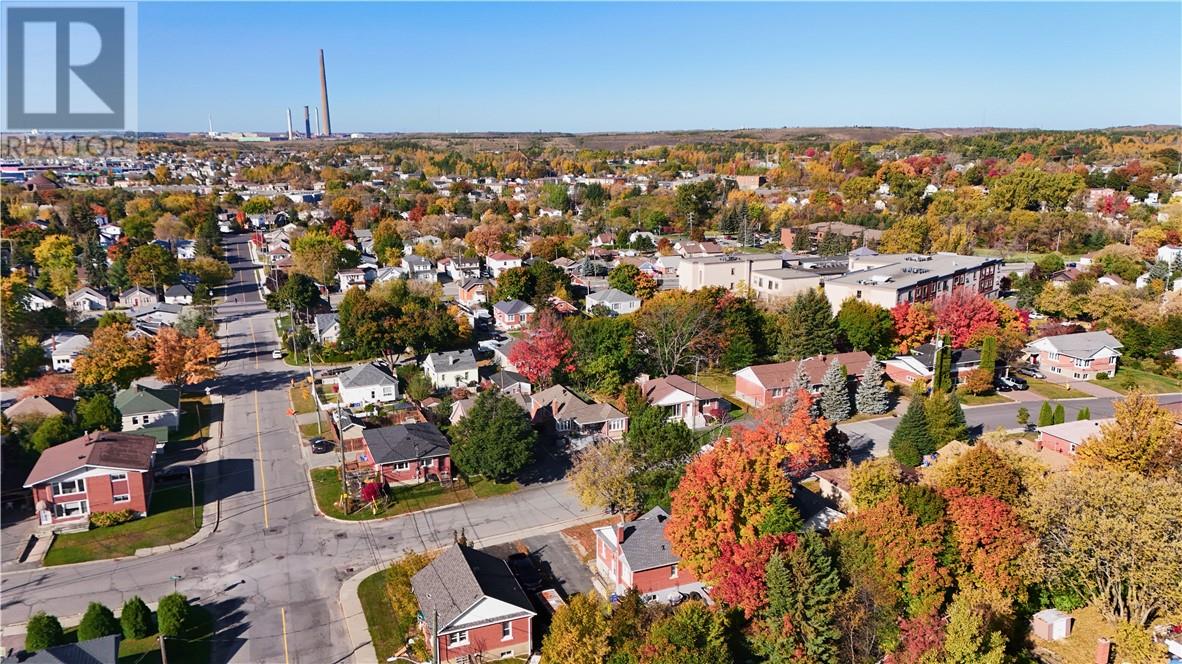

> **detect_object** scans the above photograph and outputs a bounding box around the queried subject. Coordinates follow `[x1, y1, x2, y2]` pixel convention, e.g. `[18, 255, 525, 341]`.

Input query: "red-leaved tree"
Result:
[711, 533, 798, 618]
[933, 288, 999, 347]
[329, 219, 353, 241]
[891, 301, 936, 353]
[944, 489, 1031, 594]
[507, 309, 573, 388]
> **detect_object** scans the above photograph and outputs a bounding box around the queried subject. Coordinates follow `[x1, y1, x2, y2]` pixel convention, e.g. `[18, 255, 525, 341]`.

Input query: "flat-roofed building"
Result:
[678, 253, 783, 292]
[823, 253, 1001, 312]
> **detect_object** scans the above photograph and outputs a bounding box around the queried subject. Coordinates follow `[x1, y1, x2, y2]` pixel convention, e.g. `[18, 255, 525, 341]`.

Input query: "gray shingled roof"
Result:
[337, 362, 396, 390]
[493, 299, 534, 315]
[586, 288, 640, 305]
[410, 544, 535, 633]
[486, 370, 529, 390]
[1033, 331, 1123, 357]
[426, 349, 477, 373]
[3, 634, 121, 664]
[362, 423, 450, 465]
[617, 506, 679, 572]
[314, 313, 339, 335]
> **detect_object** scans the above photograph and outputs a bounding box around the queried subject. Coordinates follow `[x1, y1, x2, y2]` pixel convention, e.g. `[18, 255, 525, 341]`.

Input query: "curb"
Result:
[336, 511, 608, 664]
[310, 480, 572, 526]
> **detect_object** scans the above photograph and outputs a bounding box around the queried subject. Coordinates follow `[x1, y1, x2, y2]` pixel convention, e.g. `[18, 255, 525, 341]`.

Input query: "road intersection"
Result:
[0, 234, 600, 663]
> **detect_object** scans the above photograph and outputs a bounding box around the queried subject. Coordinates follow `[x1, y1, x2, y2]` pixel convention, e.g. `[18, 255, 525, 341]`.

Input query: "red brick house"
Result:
[411, 543, 536, 664]
[593, 507, 708, 603]
[637, 374, 727, 430]
[456, 278, 489, 307]
[734, 351, 874, 408]
[24, 431, 157, 528]
[492, 299, 535, 331]
[1025, 331, 1123, 382]
[360, 423, 452, 485]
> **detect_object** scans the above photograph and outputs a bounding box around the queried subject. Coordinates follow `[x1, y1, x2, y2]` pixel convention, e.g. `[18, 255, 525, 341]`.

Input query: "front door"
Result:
[39, 510, 52, 525]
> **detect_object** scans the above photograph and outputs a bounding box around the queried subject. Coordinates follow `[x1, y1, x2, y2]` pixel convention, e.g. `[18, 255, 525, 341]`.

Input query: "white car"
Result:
[271, 350, 284, 359]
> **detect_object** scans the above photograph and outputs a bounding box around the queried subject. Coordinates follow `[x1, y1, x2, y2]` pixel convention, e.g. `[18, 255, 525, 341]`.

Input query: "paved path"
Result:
[0, 234, 600, 663]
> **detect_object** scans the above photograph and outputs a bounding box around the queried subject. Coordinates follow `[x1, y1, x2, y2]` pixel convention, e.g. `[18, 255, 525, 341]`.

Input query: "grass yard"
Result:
[1032, 605, 1117, 664]
[1025, 378, 1081, 400]
[44, 484, 203, 566]
[310, 468, 518, 521]
[289, 385, 317, 414]
[1092, 367, 1182, 394]
[357, 569, 403, 663]
[173, 397, 212, 446]
[274, 313, 292, 335]
[959, 392, 1010, 406]
[844, 411, 895, 423]
[299, 418, 329, 438]
[695, 370, 737, 399]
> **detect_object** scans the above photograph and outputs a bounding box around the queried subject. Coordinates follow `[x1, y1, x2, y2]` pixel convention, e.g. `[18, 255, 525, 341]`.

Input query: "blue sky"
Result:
[139, 2, 1181, 133]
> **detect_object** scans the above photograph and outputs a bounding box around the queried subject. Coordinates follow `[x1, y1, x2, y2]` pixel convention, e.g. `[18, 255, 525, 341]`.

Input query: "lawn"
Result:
[44, 484, 203, 566]
[310, 468, 517, 521]
[289, 385, 317, 414]
[173, 397, 212, 446]
[958, 392, 1010, 406]
[695, 370, 737, 399]
[1092, 367, 1182, 394]
[274, 312, 292, 335]
[60, 606, 212, 664]
[1032, 604, 1116, 664]
[1025, 378, 1081, 400]
[358, 569, 404, 663]
[299, 415, 329, 438]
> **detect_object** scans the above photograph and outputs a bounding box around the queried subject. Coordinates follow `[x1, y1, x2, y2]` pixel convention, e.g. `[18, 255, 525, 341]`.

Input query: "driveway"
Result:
[484, 532, 595, 599]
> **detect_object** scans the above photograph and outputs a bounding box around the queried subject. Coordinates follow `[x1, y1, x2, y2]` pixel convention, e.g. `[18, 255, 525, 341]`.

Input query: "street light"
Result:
[169, 575, 182, 592]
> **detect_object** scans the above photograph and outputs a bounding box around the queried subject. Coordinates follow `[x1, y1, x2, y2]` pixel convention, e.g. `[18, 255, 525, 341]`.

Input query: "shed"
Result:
[1031, 608, 1073, 641]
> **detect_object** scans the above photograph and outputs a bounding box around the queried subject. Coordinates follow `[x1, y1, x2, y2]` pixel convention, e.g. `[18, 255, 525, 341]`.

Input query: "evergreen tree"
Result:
[855, 359, 891, 415]
[756, 533, 840, 663]
[1053, 403, 1065, 424]
[156, 593, 192, 638]
[978, 336, 998, 380]
[819, 359, 851, 422]
[24, 612, 65, 652]
[1150, 260, 1170, 281]
[78, 602, 121, 641]
[1038, 401, 1054, 426]
[1077, 406, 1091, 420]
[926, 389, 968, 447]
[120, 596, 154, 640]
[932, 336, 954, 392]
[77, 393, 120, 431]
[890, 396, 935, 466]
[1016, 407, 1030, 426]
[777, 289, 836, 360]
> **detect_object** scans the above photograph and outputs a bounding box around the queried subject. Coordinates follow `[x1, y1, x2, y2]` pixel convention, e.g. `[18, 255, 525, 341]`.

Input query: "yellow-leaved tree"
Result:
[151, 327, 221, 386]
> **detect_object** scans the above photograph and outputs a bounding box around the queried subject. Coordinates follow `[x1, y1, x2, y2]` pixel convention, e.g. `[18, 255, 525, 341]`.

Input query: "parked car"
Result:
[1016, 366, 1045, 379]
[272, 349, 285, 359]
[309, 437, 333, 454]
[507, 553, 544, 591]
[997, 375, 1028, 391]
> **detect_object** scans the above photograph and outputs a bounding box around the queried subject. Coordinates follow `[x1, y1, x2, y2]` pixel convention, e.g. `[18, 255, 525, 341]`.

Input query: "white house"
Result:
[423, 350, 479, 390]
[335, 362, 399, 408]
[119, 287, 158, 309]
[66, 287, 110, 313]
[1157, 244, 1182, 265]
[26, 289, 55, 311]
[42, 333, 90, 372]
[114, 384, 181, 431]
[336, 269, 367, 292]
[163, 284, 194, 305]
[486, 252, 523, 278]
[585, 288, 641, 316]
[314, 313, 341, 344]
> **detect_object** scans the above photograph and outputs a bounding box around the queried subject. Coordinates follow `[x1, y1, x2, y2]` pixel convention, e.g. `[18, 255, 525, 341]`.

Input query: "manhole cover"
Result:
[334, 532, 347, 539]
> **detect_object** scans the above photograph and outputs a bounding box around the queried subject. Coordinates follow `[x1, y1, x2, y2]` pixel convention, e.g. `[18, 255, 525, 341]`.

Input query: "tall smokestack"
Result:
[314, 107, 321, 136]
[303, 106, 311, 138]
[318, 49, 331, 137]
[286, 108, 294, 140]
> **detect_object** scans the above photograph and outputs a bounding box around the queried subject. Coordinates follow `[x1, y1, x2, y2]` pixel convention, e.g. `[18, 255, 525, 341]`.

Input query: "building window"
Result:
[109, 471, 128, 482]
[114, 494, 130, 503]
[499, 651, 514, 660]
[501, 622, 512, 640]
[54, 479, 86, 496]
[131, 416, 140, 425]
[448, 631, 469, 646]
[670, 563, 679, 579]
[392, 461, 410, 471]
[54, 500, 88, 518]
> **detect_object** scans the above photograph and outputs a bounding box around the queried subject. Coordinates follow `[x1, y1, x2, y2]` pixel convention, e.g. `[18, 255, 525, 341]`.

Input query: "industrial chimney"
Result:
[318, 49, 331, 137]
[303, 106, 311, 138]
[286, 108, 294, 141]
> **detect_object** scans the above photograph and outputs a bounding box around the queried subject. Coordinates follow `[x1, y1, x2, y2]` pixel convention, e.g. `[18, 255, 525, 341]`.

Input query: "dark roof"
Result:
[2, 634, 120, 664]
[362, 423, 450, 465]
[410, 544, 535, 633]
[616, 506, 679, 571]
[24, 432, 157, 487]
[912, 343, 980, 370]
[487, 370, 529, 390]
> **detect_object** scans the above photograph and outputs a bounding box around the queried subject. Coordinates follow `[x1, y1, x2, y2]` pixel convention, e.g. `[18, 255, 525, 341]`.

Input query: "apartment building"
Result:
[823, 253, 1001, 311]
[677, 253, 784, 292]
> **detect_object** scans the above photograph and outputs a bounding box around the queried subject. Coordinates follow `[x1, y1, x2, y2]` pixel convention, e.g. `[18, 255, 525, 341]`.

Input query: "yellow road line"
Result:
[280, 607, 291, 664]
[254, 390, 270, 529]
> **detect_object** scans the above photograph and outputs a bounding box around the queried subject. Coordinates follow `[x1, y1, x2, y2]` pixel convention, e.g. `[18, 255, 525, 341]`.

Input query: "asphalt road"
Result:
[0, 234, 598, 663]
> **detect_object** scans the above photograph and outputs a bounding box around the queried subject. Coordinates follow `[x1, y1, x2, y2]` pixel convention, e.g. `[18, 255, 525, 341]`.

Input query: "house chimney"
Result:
[1094, 638, 1112, 664]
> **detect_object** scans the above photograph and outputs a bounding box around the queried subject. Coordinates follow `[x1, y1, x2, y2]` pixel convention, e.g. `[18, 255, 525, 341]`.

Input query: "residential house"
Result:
[65, 287, 110, 313]
[594, 507, 707, 603]
[336, 362, 399, 408]
[26, 288, 55, 311]
[484, 338, 520, 372]
[423, 350, 479, 390]
[24, 431, 157, 527]
[114, 384, 180, 431]
[163, 284, 194, 305]
[119, 286, 158, 308]
[810, 467, 853, 508]
[485, 370, 532, 396]
[585, 288, 641, 316]
[530, 385, 628, 448]
[402, 255, 437, 282]
[734, 352, 875, 408]
[1037, 418, 1109, 457]
[883, 342, 981, 386]
[130, 302, 183, 327]
[3, 395, 75, 423]
[336, 268, 367, 292]
[1158, 244, 1182, 265]
[677, 253, 784, 292]
[779, 221, 883, 251]
[410, 543, 536, 664]
[492, 299, 536, 331]
[456, 278, 490, 308]
[446, 256, 482, 281]
[6, 634, 122, 664]
[448, 396, 476, 426]
[1025, 331, 1123, 381]
[361, 423, 451, 484]
[42, 333, 90, 372]
[674, 241, 724, 257]
[823, 253, 1001, 312]
[314, 313, 341, 344]
[590, 232, 616, 248]
[486, 252, 522, 278]
[174, 240, 197, 260]
[637, 375, 727, 430]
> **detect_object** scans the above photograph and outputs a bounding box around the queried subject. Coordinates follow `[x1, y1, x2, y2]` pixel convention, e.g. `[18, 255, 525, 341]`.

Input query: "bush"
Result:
[89, 509, 136, 528]
[121, 596, 154, 639]
[156, 593, 192, 637]
[1096, 371, 1109, 380]
[78, 602, 121, 641]
[24, 611, 65, 652]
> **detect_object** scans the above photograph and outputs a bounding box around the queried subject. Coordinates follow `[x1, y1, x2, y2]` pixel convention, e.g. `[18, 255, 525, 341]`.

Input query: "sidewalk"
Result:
[336, 511, 609, 664]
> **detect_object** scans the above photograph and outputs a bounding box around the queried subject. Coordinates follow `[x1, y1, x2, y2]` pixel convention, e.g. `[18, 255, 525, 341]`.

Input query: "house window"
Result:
[109, 471, 128, 482]
[610, 419, 625, 432]
[501, 622, 512, 640]
[54, 479, 86, 496]
[670, 563, 679, 579]
[448, 631, 469, 646]
[54, 500, 88, 518]
[392, 461, 410, 471]
[499, 651, 514, 660]
[131, 416, 140, 425]
[114, 494, 130, 503]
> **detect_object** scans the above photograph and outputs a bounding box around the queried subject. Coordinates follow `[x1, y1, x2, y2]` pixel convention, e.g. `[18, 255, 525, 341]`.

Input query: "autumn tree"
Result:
[1076, 390, 1182, 478]
[127, 243, 180, 289]
[608, 263, 641, 295]
[291, 229, 348, 284]
[74, 323, 153, 388]
[493, 266, 534, 303]
[639, 601, 737, 664]
[507, 309, 572, 388]
[890, 301, 936, 353]
[152, 327, 221, 386]
[541, 593, 610, 664]
[570, 440, 638, 513]
[933, 443, 1023, 504]
[945, 489, 1031, 595]
[153, 213, 187, 248]
[187, 255, 233, 287]
[33, 234, 78, 296]
[849, 456, 904, 510]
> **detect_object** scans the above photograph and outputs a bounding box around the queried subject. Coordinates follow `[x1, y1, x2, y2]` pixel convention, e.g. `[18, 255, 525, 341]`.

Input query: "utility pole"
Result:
[432, 609, 440, 664]
[189, 467, 197, 529]
[159, 635, 169, 664]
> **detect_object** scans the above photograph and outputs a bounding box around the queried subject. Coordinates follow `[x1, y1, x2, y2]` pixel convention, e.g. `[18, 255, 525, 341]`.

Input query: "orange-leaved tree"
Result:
[152, 327, 221, 386]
